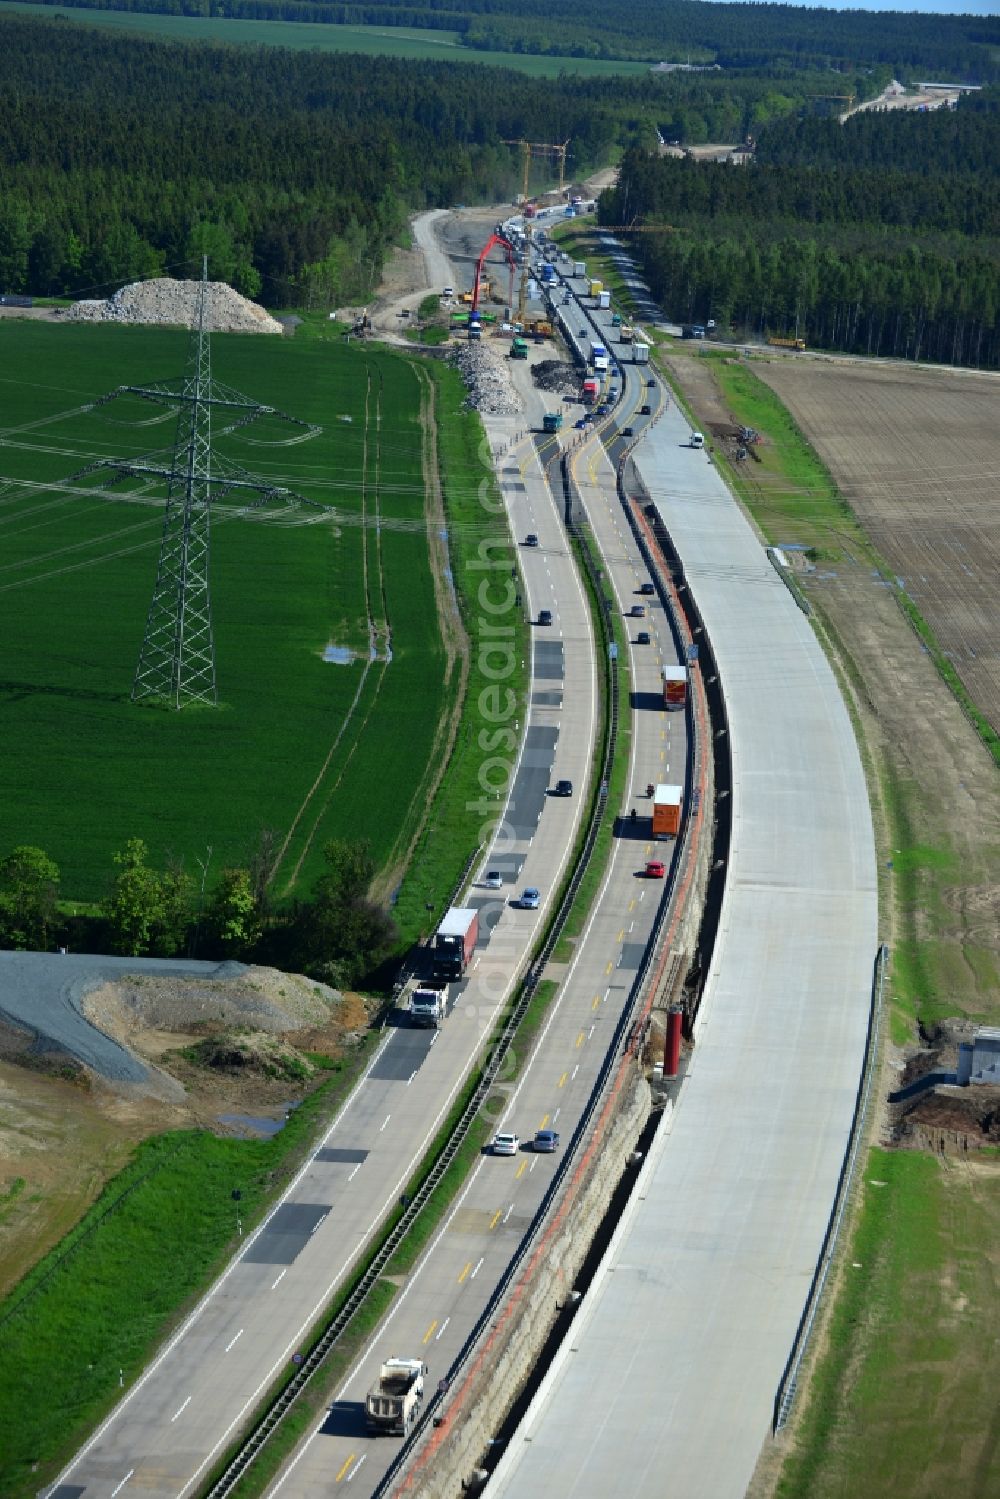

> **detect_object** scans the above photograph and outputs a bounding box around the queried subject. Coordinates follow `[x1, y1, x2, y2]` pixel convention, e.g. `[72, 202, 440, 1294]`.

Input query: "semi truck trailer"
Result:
[433, 907, 479, 979]
[662, 665, 687, 708]
[652, 784, 683, 839]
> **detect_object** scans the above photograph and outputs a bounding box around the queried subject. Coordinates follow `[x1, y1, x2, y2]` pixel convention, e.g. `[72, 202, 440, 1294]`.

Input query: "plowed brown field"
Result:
[756, 360, 1000, 734]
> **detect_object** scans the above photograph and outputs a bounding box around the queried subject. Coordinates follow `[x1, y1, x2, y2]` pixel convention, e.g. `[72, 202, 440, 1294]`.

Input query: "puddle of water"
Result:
[218, 1101, 300, 1137]
[323, 645, 354, 665]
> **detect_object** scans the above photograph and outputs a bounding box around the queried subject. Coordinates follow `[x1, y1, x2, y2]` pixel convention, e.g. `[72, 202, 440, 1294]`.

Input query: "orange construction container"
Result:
[652, 783, 682, 839]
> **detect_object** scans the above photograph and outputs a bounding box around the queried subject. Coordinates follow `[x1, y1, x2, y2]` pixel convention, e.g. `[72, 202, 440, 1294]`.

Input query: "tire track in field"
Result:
[272, 364, 391, 894]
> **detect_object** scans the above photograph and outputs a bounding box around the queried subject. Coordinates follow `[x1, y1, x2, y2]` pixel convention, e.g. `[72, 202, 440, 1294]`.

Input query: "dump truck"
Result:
[543, 411, 564, 433]
[652, 783, 683, 839]
[662, 665, 687, 709]
[588, 280, 604, 298]
[433, 907, 479, 980]
[767, 336, 806, 350]
[511, 337, 529, 359]
[619, 324, 634, 343]
[409, 983, 449, 1028]
[365, 1358, 426, 1435]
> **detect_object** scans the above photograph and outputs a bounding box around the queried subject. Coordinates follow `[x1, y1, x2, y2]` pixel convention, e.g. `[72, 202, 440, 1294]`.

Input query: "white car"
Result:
[484, 870, 504, 890]
[492, 1131, 520, 1156]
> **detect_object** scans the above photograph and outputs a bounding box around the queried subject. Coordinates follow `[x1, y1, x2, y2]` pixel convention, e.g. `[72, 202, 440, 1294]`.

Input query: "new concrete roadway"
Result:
[486, 313, 878, 1499]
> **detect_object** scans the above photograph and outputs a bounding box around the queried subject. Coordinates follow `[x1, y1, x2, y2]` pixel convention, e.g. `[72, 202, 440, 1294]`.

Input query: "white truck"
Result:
[409, 982, 450, 1028]
[365, 1358, 426, 1435]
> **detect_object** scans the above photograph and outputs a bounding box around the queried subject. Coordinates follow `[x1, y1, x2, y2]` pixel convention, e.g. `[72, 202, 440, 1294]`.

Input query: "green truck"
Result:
[542, 411, 564, 433]
[511, 337, 529, 359]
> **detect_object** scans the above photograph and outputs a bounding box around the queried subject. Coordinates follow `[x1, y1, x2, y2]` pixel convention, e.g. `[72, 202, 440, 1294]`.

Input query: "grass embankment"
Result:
[0, 2, 651, 75]
[775, 1149, 1000, 1499]
[393, 361, 529, 938]
[663, 350, 1000, 1498]
[0, 1043, 375, 1499]
[0, 324, 445, 903]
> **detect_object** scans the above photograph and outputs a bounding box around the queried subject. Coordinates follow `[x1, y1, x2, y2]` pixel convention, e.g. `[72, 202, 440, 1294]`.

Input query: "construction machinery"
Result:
[469, 233, 518, 318]
[502, 137, 571, 322]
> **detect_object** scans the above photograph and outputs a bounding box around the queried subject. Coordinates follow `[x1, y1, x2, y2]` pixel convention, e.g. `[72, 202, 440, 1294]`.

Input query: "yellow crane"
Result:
[502, 137, 571, 322]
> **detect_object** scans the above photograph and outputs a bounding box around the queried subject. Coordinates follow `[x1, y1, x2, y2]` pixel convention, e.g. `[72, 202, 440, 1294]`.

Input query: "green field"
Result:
[0, 1, 650, 75]
[0, 322, 447, 901]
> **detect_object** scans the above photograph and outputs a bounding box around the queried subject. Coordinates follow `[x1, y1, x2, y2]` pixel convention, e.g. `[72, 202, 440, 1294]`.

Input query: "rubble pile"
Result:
[66, 279, 283, 335]
[532, 359, 580, 395]
[450, 341, 523, 416]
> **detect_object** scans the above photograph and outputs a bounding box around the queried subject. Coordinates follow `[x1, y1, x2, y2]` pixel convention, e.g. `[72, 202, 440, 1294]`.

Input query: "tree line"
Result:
[0, 14, 632, 304]
[602, 96, 1000, 369]
[23, 0, 1000, 79]
[0, 839, 397, 986]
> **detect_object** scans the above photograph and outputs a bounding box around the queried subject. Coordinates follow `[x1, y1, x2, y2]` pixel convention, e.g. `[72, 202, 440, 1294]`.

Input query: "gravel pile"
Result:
[450, 341, 523, 415]
[66, 278, 283, 335]
[532, 359, 580, 395]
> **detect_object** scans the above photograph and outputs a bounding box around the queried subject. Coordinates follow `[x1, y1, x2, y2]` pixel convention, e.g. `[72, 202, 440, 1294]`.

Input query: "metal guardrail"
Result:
[772, 941, 890, 1431]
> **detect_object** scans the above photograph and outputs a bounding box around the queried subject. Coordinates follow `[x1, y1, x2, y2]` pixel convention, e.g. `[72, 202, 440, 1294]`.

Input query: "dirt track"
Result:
[757, 359, 1000, 736]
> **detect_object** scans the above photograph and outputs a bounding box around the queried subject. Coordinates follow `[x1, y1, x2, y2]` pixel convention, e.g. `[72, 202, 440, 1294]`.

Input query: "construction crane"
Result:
[502, 137, 571, 321]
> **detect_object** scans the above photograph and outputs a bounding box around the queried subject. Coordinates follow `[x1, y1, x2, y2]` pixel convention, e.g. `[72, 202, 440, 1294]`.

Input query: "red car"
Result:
[645, 860, 666, 879]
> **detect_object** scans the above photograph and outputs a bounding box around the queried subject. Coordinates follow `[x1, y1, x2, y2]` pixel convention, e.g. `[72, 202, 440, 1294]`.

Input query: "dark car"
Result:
[533, 1129, 561, 1153]
[647, 378, 656, 387]
[538, 609, 553, 626]
[640, 404, 651, 415]
[525, 533, 539, 547]
[554, 779, 573, 797]
[639, 582, 655, 595]
[622, 426, 634, 437]
[636, 631, 651, 645]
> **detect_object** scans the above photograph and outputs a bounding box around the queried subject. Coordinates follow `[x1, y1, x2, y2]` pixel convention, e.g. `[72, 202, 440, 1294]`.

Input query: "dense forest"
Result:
[22, 0, 1000, 80]
[0, 15, 640, 303]
[0, 14, 897, 305]
[601, 95, 1000, 369]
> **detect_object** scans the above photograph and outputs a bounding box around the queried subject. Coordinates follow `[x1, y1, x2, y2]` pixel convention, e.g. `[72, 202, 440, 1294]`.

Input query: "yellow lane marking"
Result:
[458, 1261, 472, 1284]
[558, 1071, 569, 1088]
[539, 1113, 550, 1129]
[605, 961, 613, 975]
[576, 1031, 586, 1049]
[490, 1209, 502, 1230]
[423, 1320, 438, 1345]
[592, 995, 601, 1010]
[628, 898, 636, 911]
[516, 1159, 528, 1179]
[617, 928, 624, 942]
[336, 1455, 356, 1483]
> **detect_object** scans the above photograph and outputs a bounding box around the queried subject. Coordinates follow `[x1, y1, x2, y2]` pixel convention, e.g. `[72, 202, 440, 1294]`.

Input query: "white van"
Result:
[442, 285, 454, 298]
[690, 431, 705, 449]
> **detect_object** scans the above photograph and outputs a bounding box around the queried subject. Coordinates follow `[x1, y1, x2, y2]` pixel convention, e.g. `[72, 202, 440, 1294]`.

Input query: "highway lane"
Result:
[47, 365, 598, 1499]
[487, 338, 878, 1499]
[261, 358, 690, 1499]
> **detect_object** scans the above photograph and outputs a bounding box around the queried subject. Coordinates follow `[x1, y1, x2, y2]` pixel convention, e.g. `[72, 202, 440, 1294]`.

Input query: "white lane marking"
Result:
[380, 1115, 391, 1132]
[553, 1107, 560, 1122]
[111, 1472, 134, 1497]
[271, 1270, 287, 1290]
[589, 1025, 596, 1039]
[629, 921, 635, 932]
[310, 1214, 326, 1236]
[170, 1397, 192, 1424]
[503, 1204, 514, 1224]
[603, 988, 610, 1002]
[407, 1071, 417, 1085]
[470, 1257, 485, 1279]
[571, 1065, 579, 1081]
[225, 1330, 243, 1353]
[347, 1163, 362, 1182]
[529, 1157, 538, 1173]
[436, 1317, 451, 1340]
[347, 1454, 367, 1482]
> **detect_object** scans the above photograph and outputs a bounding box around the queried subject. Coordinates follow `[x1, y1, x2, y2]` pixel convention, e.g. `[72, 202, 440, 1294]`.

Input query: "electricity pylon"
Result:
[67, 260, 316, 709]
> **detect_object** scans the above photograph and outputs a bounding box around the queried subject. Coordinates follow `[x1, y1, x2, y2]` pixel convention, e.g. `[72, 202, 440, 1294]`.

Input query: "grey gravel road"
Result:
[0, 951, 247, 1082]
